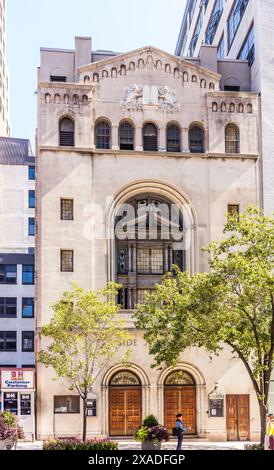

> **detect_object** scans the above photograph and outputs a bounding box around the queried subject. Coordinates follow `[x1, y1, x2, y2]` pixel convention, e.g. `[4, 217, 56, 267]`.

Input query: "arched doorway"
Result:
[109, 370, 142, 436]
[164, 370, 197, 435]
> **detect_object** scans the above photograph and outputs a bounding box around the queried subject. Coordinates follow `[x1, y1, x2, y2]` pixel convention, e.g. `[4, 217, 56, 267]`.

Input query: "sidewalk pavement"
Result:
[16, 440, 255, 451]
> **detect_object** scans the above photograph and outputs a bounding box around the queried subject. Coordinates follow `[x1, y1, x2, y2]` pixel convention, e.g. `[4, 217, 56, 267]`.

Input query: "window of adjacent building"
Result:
[22, 298, 34, 318]
[54, 396, 80, 414]
[0, 298, 17, 318]
[189, 0, 197, 25]
[61, 250, 74, 272]
[0, 331, 16, 351]
[228, 204, 240, 217]
[217, 34, 225, 59]
[189, 7, 203, 57]
[61, 199, 74, 221]
[143, 123, 158, 151]
[119, 122, 134, 150]
[28, 190, 35, 209]
[28, 218, 35, 236]
[22, 265, 34, 285]
[28, 166, 35, 180]
[237, 24, 255, 66]
[59, 118, 75, 147]
[189, 125, 204, 153]
[225, 124, 240, 153]
[228, 0, 249, 50]
[22, 331, 34, 352]
[166, 124, 181, 152]
[137, 248, 164, 274]
[0, 265, 17, 284]
[95, 121, 111, 149]
[205, 0, 223, 45]
[50, 75, 67, 82]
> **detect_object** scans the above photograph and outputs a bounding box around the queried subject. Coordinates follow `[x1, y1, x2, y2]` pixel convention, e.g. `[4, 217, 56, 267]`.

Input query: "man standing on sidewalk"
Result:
[175, 413, 188, 451]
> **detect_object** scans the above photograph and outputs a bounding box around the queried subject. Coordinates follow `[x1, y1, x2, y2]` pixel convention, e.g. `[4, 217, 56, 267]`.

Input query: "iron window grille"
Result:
[137, 248, 163, 274]
[225, 125, 240, 153]
[167, 125, 181, 152]
[189, 126, 204, 153]
[61, 199, 74, 221]
[95, 121, 111, 149]
[61, 250, 74, 272]
[119, 122, 134, 150]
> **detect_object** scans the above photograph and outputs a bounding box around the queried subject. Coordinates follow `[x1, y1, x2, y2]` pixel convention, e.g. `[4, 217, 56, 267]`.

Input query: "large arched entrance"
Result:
[164, 370, 197, 435]
[109, 370, 142, 436]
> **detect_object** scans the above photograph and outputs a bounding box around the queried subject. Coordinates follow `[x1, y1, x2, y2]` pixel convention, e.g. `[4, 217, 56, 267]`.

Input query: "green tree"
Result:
[134, 207, 274, 445]
[39, 282, 131, 441]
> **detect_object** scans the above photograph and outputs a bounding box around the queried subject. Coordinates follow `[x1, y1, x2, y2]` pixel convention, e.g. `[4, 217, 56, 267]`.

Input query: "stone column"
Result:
[159, 126, 166, 152]
[164, 245, 169, 272]
[91, 124, 95, 150]
[112, 124, 119, 150]
[182, 128, 189, 152]
[128, 244, 132, 272]
[132, 243, 137, 272]
[135, 126, 143, 151]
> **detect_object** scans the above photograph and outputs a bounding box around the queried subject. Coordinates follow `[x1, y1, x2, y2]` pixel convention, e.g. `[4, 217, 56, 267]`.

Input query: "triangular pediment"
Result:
[78, 45, 220, 84]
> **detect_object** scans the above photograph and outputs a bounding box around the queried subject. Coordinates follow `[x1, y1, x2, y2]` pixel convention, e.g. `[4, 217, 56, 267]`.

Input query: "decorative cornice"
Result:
[38, 146, 259, 160]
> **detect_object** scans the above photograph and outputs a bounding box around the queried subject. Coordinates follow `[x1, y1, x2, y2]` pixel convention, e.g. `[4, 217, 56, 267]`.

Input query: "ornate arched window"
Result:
[165, 370, 195, 386]
[95, 120, 111, 149]
[119, 122, 134, 150]
[166, 124, 181, 152]
[59, 117, 75, 147]
[225, 124, 240, 153]
[143, 123, 158, 151]
[189, 125, 204, 153]
[116, 195, 185, 310]
[110, 371, 141, 386]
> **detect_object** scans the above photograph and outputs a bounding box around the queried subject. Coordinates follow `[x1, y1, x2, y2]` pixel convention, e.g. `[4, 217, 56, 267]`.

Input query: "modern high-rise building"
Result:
[0, 137, 35, 370]
[0, 0, 9, 136]
[36, 36, 261, 440]
[175, 0, 274, 214]
[175, 0, 274, 415]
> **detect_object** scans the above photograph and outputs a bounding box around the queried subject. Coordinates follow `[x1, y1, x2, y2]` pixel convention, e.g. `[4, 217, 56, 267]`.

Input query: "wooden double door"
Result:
[164, 386, 197, 435]
[109, 387, 142, 436]
[226, 395, 250, 441]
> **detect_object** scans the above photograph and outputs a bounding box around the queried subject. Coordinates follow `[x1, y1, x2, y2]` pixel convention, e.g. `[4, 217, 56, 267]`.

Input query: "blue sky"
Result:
[7, 0, 185, 149]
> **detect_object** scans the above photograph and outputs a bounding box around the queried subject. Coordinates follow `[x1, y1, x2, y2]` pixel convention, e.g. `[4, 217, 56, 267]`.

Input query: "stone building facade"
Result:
[36, 37, 261, 441]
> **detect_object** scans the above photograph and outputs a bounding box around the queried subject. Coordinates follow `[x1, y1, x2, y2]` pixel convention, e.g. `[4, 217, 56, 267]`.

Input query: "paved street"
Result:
[16, 439, 254, 451]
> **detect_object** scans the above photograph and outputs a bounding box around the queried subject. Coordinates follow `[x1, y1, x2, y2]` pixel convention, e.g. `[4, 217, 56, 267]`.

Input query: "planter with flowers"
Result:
[0, 411, 24, 450]
[135, 415, 169, 450]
